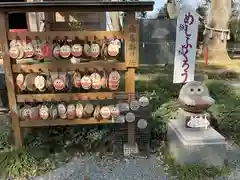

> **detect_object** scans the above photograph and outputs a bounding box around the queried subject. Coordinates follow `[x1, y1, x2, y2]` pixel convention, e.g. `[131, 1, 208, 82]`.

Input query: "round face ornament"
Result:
[125, 112, 135, 123]
[71, 44, 82, 57]
[22, 107, 32, 121]
[24, 43, 35, 58]
[9, 46, 20, 59]
[76, 103, 83, 118]
[53, 77, 65, 90]
[81, 75, 92, 90]
[73, 72, 82, 88]
[57, 103, 67, 119]
[39, 105, 49, 120]
[16, 73, 25, 87]
[90, 43, 100, 58]
[35, 47, 44, 60]
[107, 43, 119, 57]
[67, 104, 76, 119]
[60, 45, 71, 58]
[90, 73, 101, 90]
[110, 106, 120, 118]
[130, 100, 140, 111]
[100, 106, 111, 119]
[83, 44, 91, 57]
[34, 75, 46, 91]
[137, 119, 148, 129]
[53, 44, 61, 59]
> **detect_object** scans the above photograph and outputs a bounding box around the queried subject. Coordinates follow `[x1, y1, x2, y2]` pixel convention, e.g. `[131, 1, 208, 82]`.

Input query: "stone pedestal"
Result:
[167, 118, 227, 166]
[123, 143, 139, 156]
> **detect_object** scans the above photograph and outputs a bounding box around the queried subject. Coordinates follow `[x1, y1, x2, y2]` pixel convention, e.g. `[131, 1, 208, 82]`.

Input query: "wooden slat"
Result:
[8, 31, 124, 40]
[20, 118, 114, 127]
[0, 1, 154, 13]
[12, 61, 126, 73]
[16, 92, 128, 102]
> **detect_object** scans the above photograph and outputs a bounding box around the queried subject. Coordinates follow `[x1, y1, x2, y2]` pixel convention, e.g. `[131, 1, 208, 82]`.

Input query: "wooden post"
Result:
[124, 12, 139, 145]
[0, 12, 22, 147]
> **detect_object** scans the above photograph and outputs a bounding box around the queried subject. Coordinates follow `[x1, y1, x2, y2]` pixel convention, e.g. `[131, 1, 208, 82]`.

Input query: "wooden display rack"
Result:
[0, 1, 154, 148]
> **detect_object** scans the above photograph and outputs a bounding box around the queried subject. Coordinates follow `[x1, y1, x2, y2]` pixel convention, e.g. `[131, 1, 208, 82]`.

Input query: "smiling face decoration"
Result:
[24, 43, 35, 58]
[60, 45, 71, 58]
[90, 43, 100, 58]
[53, 77, 65, 90]
[71, 44, 82, 57]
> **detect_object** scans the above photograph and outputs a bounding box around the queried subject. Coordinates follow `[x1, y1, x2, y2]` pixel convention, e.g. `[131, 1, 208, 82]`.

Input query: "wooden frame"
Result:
[0, 1, 154, 148]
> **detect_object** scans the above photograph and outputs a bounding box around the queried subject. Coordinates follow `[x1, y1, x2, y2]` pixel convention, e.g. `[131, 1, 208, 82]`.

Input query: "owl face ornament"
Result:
[178, 81, 215, 113]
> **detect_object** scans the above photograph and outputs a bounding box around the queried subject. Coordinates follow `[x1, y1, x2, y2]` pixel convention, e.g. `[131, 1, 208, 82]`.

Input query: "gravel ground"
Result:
[32, 154, 169, 180]
[30, 141, 240, 180]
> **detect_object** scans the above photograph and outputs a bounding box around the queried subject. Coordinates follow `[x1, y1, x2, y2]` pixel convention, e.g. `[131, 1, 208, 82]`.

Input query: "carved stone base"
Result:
[123, 143, 139, 157]
[167, 118, 227, 165]
[177, 108, 211, 129]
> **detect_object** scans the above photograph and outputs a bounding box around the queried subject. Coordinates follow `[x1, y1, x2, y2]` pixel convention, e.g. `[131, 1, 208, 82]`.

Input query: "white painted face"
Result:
[90, 44, 100, 58]
[67, 104, 76, 119]
[76, 103, 83, 118]
[108, 43, 119, 57]
[60, 45, 71, 58]
[34, 75, 46, 90]
[100, 106, 111, 119]
[35, 47, 44, 60]
[81, 75, 92, 90]
[110, 106, 120, 118]
[22, 108, 31, 120]
[57, 103, 66, 115]
[53, 78, 65, 90]
[90, 73, 101, 90]
[39, 105, 49, 120]
[71, 44, 82, 57]
[53, 45, 60, 58]
[24, 43, 34, 58]
[9, 46, 20, 59]
[16, 74, 24, 87]
[73, 72, 82, 88]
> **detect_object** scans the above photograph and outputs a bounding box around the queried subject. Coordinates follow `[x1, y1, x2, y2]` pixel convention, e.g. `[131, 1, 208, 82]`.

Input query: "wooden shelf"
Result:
[16, 92, 129, 102]
[20, 118, 114, 127]
[8, 31, 124, 41]
[12, 61, 126, 73]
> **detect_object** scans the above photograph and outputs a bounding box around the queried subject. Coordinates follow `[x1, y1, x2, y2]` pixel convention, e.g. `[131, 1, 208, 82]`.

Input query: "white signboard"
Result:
[173, 7, 199, 83]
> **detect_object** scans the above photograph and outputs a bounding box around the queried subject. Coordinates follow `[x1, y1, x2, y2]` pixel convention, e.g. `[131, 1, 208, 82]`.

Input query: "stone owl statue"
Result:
[178, 81, 215, 113]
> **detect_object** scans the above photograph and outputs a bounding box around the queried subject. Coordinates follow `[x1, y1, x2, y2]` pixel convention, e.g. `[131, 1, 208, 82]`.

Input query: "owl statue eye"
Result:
[188, 87, 195, 94]
[196, 86, 204, 94]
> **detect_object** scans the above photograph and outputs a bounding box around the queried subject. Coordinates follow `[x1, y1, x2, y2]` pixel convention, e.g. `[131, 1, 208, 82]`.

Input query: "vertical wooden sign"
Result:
[125, 16, 139, 67]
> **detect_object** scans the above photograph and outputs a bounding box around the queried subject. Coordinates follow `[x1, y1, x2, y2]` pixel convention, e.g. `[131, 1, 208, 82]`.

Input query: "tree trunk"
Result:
[205, 0, 232, 61]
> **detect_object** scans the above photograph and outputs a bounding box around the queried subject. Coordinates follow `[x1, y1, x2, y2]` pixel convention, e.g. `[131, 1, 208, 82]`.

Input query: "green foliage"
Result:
[206, 80, 240, 143]
[0, 148, 38, 179]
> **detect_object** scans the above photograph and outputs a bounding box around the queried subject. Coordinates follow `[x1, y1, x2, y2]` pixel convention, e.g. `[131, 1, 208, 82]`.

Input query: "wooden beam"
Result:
[8, 31, 124, 41]
[16, 92, 128, 102]
[12, 61, 126, 73]
[0, 12, 23, 147]
[0, 1, 154, 12]
[20, 118, 114, 127]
